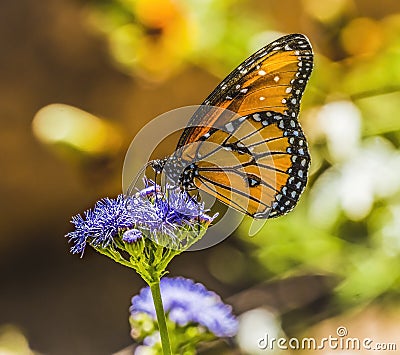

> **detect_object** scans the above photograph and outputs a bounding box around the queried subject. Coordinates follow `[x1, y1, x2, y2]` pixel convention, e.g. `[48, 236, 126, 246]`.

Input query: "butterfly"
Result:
[148, 33, 313, 219]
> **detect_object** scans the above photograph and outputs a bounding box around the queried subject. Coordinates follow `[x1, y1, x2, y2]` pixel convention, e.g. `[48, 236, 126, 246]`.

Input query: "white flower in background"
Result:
[310, 137, 400, 223]
[236, 308, 284, 354]
[316, 101, 361, 162]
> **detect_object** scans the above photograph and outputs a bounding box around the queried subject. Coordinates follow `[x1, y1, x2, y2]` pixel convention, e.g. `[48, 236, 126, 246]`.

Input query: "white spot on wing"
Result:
[253, 113, 261, 121]
[225, 122, 234, 132]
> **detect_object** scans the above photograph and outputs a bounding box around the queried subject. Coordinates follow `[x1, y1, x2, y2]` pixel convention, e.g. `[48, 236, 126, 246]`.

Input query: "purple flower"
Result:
[66, 180, 215, 254]
[130, 277, 238, 337]
[123, 229, 143, 243]
[127, 180, 214, 247]
[67, 195, 135, 255]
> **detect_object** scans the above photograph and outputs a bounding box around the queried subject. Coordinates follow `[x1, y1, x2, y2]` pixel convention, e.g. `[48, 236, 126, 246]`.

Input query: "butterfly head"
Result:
[149, 156, 198, 191]
[150, 158, 167, 174]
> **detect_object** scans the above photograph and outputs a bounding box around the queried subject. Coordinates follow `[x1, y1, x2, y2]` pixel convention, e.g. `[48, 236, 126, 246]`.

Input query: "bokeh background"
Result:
[1, 0, 400, 354]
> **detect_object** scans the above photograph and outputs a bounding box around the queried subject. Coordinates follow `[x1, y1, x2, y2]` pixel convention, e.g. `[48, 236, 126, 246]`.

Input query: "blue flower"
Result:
[130, 277, 238, 337]
[123, 229, 143, 243]
[66, 180, 215, 254]
[127, 180, 215, 248]
[67, 195, 135, 255]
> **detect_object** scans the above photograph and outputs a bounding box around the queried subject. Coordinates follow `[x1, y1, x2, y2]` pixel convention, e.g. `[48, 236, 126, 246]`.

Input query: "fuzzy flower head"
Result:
[66, 180, 216, 283]
[66, 195, 136, 255]
[128, 179, 216, 250]
[66, 180, 214, 254]
[130, 277, 238, 339]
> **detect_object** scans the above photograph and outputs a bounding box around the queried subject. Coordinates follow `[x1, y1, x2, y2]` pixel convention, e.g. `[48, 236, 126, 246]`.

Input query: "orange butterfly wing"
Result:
[175, 33, 313, 218]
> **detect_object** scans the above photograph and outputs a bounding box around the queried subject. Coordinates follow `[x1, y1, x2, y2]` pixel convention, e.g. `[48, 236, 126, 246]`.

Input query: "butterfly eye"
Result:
[150, 159, 167, 174]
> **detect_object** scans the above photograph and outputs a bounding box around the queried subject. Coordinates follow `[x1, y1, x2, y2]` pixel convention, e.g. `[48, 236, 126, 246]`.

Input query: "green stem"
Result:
[150, 280, 172, 355]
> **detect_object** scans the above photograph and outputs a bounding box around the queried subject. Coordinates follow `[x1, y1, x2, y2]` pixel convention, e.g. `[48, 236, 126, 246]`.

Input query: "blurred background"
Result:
[1, 0, 400, 354]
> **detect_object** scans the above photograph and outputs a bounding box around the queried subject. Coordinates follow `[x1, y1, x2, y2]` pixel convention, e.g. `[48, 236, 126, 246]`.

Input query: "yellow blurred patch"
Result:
[341, 18, 385, 56]
[0, 325, 36, 355]
[32, 104, 122, 156]
[302, 0, 351, 23]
